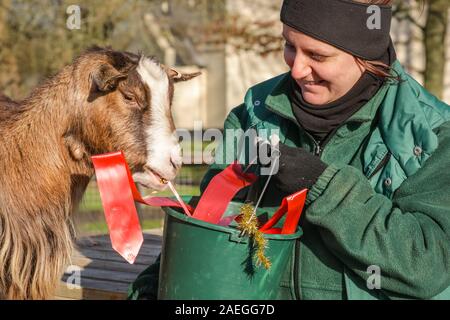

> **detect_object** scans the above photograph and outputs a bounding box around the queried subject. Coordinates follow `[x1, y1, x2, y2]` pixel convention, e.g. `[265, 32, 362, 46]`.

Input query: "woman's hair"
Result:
[352, 0, 395, 80]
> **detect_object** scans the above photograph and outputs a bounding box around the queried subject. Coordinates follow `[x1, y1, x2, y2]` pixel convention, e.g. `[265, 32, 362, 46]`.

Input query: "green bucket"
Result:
[157, 198, 303, 300]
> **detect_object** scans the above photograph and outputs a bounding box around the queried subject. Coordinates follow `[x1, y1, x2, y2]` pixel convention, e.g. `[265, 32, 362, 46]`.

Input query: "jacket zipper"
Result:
[314, 141, 322, 156]
[266, 108, 327, 157]
[309, 126, 340, 157]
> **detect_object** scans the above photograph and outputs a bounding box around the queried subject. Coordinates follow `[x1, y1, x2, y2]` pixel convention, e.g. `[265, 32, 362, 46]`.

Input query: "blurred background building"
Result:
[0, 0, 449, 235]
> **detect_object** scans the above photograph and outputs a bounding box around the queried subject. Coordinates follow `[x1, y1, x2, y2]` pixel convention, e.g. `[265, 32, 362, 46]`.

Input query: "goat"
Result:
[0, 47, 200, 299]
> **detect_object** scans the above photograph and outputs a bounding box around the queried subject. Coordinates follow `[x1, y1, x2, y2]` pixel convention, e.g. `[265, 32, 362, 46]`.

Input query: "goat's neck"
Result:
[0, 68, 94, 299]
[2, 69, 93, 217]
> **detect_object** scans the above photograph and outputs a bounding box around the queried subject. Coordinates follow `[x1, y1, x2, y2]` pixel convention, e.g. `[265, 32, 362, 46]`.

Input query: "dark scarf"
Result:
[290, 42, 397, 142]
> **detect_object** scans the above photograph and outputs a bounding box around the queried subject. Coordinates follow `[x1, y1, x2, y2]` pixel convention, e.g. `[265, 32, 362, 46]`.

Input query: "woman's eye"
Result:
[310, 53, 326, 62]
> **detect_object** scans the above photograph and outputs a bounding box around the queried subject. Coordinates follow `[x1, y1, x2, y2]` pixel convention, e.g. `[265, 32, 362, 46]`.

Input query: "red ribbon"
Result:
[192, 162, 257, 224]
[92, 152, 144, 264]
[92, 151, 194, 264]
[259, 189, 308, 234]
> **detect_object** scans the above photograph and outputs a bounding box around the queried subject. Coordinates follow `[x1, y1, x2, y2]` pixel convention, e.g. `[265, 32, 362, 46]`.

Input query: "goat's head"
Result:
[71, 47, 200, 190]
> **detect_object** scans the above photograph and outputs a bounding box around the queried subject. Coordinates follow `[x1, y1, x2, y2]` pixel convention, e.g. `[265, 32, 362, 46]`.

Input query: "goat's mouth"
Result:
[132, 166, 169, 191]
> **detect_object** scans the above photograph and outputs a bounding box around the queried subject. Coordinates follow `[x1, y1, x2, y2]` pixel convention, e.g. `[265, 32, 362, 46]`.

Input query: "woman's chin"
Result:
[302, 92, 331, 106]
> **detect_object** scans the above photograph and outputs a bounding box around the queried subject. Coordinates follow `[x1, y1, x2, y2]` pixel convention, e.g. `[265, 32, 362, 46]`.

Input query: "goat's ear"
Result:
[92, 64, 127, 92]
[168, 68, 202, 83]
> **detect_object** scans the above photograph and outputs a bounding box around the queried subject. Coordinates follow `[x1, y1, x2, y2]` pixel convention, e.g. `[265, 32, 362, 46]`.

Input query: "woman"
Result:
[129, 0, 450, 300]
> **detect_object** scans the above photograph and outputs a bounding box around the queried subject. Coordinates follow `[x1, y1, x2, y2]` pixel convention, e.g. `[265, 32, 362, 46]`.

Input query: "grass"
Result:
[77, 218, 163, 236]
[142, 184, 201, 198]
[78, 183, 201, 212]
[174, 165, 209, 185]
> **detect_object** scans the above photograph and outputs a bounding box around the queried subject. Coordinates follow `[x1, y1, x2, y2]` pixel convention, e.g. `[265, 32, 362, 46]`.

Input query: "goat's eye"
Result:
[120, 91, 147, 110]
[122, 92, 135, 102]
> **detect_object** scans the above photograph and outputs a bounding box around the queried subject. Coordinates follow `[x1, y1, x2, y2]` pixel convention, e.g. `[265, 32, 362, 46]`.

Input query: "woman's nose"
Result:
[291, 54, 312, 80]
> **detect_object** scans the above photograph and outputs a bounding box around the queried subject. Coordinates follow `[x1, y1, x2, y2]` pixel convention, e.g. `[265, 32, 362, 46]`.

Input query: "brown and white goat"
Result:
[0, 47, 199, 299]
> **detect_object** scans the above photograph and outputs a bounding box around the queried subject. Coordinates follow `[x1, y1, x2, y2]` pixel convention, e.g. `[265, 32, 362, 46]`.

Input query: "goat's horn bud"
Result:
[172, 69, 182, 79]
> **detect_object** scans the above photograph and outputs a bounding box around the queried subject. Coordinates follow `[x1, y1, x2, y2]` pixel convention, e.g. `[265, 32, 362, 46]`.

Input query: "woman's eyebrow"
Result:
[283, 41, 332, 55]
[282, 32, 336, 55]
[304, 48, 333, 55]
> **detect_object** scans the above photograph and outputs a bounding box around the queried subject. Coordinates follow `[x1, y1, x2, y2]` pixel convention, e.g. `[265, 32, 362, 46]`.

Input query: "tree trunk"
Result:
[0, 0, 11, 43]
[0, 0, 20, 97]
[424, 0, 449, 99]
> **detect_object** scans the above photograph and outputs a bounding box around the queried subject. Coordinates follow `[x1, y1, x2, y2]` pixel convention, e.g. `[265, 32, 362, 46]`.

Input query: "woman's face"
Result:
[283, 25, 365, 105]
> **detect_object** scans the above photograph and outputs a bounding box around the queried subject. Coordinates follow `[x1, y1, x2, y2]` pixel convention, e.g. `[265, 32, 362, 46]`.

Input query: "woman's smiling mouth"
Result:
[303, 80, 326, 86]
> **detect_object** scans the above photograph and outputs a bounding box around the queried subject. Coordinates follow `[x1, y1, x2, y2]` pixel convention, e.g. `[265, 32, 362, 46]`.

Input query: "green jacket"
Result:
[128, 61, 450, 300]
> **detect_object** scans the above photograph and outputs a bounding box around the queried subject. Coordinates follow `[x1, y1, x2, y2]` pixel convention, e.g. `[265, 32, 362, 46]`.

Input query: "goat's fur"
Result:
[0, 47, 199, 299]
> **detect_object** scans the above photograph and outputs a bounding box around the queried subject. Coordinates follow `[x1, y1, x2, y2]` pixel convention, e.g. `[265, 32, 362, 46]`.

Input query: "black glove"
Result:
[271, 143, 327, 195]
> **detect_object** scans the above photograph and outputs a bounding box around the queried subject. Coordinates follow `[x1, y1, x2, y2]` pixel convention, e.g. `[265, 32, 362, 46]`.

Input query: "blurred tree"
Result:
[0, 0, 20, 97]
[0, 0, 163, 99]
[167, 0, 283, 56]
[423, 0, 449, 99]
[174, 0, 449, 99]
[393, 0, 449, 99]
[0, 0, 447, 99]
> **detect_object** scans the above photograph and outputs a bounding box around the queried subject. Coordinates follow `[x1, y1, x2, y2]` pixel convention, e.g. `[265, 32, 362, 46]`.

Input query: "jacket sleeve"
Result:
[305, 121, 450, 299]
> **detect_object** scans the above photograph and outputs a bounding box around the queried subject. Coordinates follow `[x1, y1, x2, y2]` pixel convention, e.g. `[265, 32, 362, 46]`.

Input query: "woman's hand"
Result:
[271, 143, 327, 195]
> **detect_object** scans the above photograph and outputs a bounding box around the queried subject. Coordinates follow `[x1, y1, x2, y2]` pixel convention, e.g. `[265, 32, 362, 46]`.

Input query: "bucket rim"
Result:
[162, 205, 303, 241]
